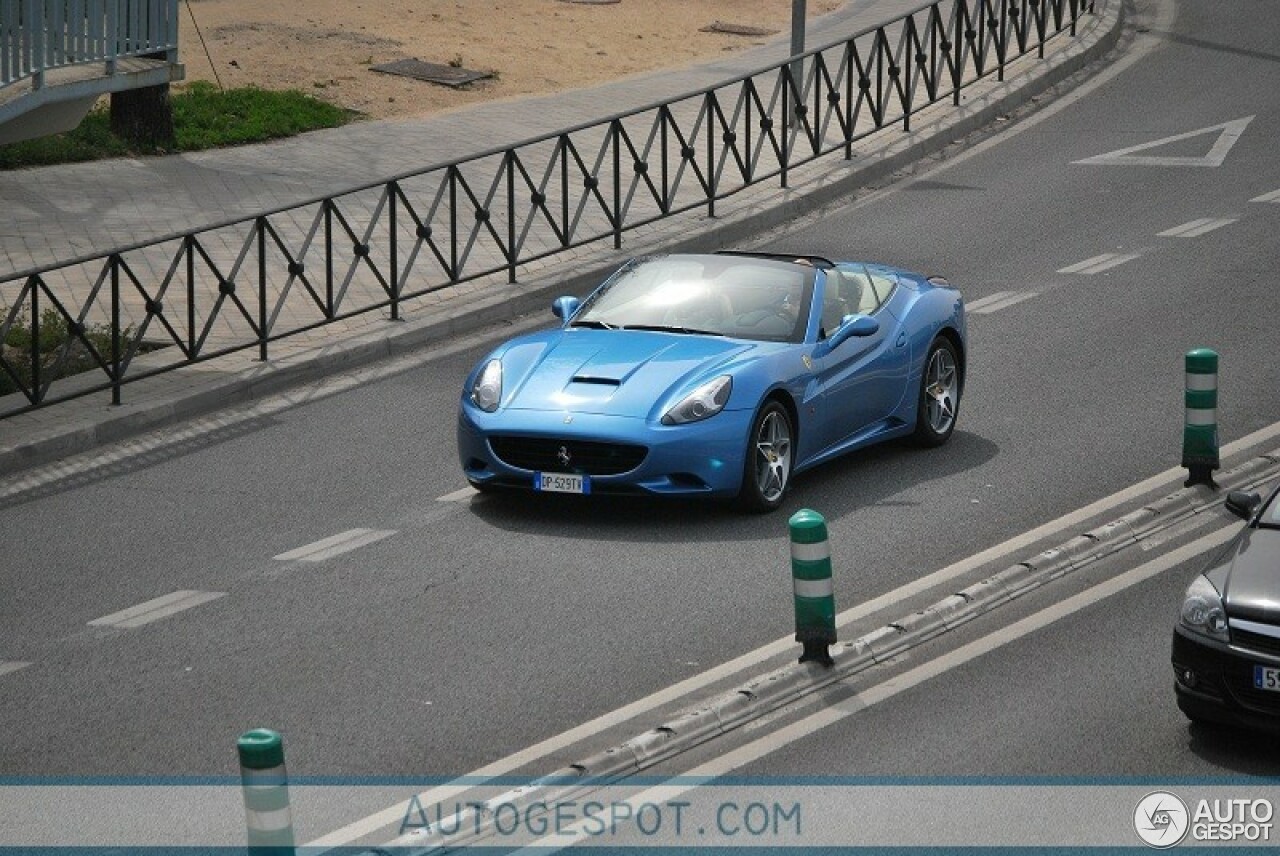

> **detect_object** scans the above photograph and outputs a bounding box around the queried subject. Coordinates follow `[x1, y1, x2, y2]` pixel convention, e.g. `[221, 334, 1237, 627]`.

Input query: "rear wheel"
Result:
[912, 337, 960, 447]
[736, 400, 794, 513]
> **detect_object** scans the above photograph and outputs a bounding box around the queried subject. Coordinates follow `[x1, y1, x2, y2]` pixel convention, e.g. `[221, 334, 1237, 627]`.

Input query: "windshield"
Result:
[1261, 487, 1280, 528]
[572, 255, 816, 343]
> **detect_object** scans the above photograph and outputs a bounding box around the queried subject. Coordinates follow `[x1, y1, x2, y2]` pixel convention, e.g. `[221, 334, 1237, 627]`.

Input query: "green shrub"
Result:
[1, 307, 136, 397]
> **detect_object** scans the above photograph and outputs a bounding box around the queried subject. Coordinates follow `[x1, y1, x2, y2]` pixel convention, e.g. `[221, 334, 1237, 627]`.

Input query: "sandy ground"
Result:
[178, 0, 843, 120]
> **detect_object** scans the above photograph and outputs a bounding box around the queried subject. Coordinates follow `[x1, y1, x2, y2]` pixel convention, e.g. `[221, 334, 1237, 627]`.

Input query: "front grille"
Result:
[488, 435, 647, 476]
[1232, 627, 1280, 659]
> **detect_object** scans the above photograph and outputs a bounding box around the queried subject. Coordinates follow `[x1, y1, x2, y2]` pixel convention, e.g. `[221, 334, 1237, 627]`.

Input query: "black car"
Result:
[1172, 482, 1280, 732]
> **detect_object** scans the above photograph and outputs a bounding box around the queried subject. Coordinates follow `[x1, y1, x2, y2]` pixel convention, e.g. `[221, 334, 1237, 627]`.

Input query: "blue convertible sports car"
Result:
[458, 252, 966, 511]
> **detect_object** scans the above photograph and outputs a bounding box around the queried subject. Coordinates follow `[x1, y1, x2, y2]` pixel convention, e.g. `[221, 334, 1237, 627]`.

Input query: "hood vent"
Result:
[571, 375, 622, 386]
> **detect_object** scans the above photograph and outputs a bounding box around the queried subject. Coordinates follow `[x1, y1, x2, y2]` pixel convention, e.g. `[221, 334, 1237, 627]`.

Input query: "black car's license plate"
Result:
[1253, 664, 1280, 692]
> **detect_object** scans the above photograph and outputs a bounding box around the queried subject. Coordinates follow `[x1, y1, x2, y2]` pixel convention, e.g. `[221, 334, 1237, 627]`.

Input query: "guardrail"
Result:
[0, 0, 179, 88]
[0, 0, 1096, 418]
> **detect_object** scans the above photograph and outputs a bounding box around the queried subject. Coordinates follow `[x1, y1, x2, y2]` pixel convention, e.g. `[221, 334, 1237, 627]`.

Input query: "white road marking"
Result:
[962, 291, 1016, 312]
[968, 292, 1037, 315]
[310, 415, 1280, 850]
[1251, 188, 1280, 203]
[0, 661, 32, 678]
[273, 528, 397, 562]
[1157, 217, 1237, 238]
[88, 591, 227, 629]
[1073, 116, 1255, 168]
[512, 523, 1241, 854]
[1160, 217, 1239, 238]
[1057, 251, 1143, 275]
[437, 486, 479, 502]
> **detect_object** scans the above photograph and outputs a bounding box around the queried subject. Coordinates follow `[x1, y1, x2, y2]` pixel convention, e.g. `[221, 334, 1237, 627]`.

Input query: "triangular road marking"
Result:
[1073, 116, 1254, 167]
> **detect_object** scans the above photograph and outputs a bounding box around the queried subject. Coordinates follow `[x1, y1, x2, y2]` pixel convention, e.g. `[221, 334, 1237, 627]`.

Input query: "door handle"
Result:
[896, 331, 907, 348]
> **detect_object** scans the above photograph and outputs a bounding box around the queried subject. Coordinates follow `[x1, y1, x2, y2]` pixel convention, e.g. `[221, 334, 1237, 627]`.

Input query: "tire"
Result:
[736, 400, 794, 513]
[911, 337, 961, 448]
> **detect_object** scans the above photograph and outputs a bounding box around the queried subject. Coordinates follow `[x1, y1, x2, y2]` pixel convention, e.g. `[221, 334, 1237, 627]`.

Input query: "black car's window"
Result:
[574, 255, 817, 343]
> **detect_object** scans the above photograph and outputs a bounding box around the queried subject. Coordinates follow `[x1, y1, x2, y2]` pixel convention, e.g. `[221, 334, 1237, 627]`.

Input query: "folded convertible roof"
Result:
[714, 250, 835, 269]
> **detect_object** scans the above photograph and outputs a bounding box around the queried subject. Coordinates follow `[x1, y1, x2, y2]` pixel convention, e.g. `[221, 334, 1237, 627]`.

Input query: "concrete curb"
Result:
[0, 1, 1122, 479]
[387, 445, 1280, 852]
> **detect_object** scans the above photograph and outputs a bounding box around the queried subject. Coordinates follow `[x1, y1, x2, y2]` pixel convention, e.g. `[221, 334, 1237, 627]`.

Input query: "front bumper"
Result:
[1171, 624, 1280, 733]
[457, 405, 755, 497]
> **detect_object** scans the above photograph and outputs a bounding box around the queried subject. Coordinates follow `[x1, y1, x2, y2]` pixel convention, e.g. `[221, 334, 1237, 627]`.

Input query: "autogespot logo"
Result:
[1135, 791, 1190, 848]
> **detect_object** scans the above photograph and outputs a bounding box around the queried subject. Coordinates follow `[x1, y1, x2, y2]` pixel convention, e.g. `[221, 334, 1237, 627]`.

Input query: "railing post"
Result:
[105, 0, 117, 74]
[780, 66, 790, 189]
[660, 106, 670, 214]
[28, 275, 40, 402]
[30, 0, 45, 89]
[110, 255, 122, 405]
[705, 94, 716, 219]
[558, 139, 569, 248]
[506, 154, 519, 279]
[324, 200, 334, 315]
[257, 216, 268, 361]
[390, 182, 402, 316]
[185, 235, 196, 356]
[611, 120, 622, 248]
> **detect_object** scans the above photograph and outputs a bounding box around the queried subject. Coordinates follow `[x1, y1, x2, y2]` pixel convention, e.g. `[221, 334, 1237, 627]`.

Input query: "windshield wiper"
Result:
[621, 324, 723, 336]
[569, 319, 618, 330]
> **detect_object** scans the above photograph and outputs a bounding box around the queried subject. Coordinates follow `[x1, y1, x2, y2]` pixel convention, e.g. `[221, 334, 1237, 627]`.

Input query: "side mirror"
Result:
[552, 296, 580, 321]
[825, 314, 880, 350]
[1225, 490, 1262, 521]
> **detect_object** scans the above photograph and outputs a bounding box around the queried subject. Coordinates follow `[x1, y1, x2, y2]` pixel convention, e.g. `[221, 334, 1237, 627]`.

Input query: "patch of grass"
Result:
[0, 81, 354, 170]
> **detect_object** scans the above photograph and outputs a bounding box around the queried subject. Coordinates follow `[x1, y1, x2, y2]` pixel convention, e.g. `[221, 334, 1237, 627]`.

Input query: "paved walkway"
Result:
[0, 0, 1120, 480]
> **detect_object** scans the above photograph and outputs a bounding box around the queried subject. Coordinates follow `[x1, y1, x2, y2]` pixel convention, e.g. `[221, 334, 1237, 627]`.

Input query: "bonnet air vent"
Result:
[571, 375, 622, 386]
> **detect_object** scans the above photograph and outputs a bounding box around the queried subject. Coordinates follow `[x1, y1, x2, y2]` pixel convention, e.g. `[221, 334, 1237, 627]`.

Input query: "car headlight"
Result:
[662, 375, 732, 425]
[470, 359, 502, 412]
[1179, 575, 1229, 642]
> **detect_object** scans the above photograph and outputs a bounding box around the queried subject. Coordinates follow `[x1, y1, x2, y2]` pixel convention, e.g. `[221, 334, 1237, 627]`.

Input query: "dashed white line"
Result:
[969, 292, 1038, 315]
[437, 486, 479, 502]
[0, 661, 32, 678]
[1157, 217, 1237, 238]
[1250, 189, 1280, 203]
[88, 591, 227, 629]
[1057, 251, 1143, 275]
[273, 528, 397, 562]
[963, 291, 1016, 312]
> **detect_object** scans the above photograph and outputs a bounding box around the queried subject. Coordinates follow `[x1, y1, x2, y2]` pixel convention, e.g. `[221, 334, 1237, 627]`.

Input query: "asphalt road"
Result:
[1, 0, 1277, 807]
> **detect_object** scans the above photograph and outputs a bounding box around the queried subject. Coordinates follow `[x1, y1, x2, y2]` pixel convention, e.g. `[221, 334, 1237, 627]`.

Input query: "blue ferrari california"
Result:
[458, 252, 966, 511]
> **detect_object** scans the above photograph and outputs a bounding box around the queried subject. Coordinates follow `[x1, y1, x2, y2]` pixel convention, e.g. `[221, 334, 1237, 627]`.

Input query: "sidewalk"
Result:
[0, 0, 1121, 480]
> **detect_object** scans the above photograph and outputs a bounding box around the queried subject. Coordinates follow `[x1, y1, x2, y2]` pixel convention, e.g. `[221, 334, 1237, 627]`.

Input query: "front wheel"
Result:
[736, 400, 794, 513]
[911, 337, 961, 447]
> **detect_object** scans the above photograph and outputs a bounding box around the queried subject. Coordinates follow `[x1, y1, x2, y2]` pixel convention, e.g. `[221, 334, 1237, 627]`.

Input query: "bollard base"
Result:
[1184, 464, 1218, 489]
[798, 640, 834, 667]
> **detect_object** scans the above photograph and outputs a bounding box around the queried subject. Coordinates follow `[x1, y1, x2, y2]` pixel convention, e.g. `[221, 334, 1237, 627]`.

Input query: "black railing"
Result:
[0, 0, 1097, 418]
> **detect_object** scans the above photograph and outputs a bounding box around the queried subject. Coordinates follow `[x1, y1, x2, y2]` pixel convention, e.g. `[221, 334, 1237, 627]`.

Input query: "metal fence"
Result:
[0, 0, 179, 88]
[0, 0, 1096, 418]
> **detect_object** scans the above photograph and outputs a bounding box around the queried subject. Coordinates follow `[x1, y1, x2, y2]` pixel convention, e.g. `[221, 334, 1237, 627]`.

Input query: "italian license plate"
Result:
[1254, 665, 1280, 692]
[534, 472, 590, 494]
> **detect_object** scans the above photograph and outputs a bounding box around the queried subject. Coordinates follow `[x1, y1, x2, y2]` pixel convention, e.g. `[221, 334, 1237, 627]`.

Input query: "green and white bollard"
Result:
[1182, 348, 1220, 488]
[238, 729, 295, 854]
[790, 509, 836, 667]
